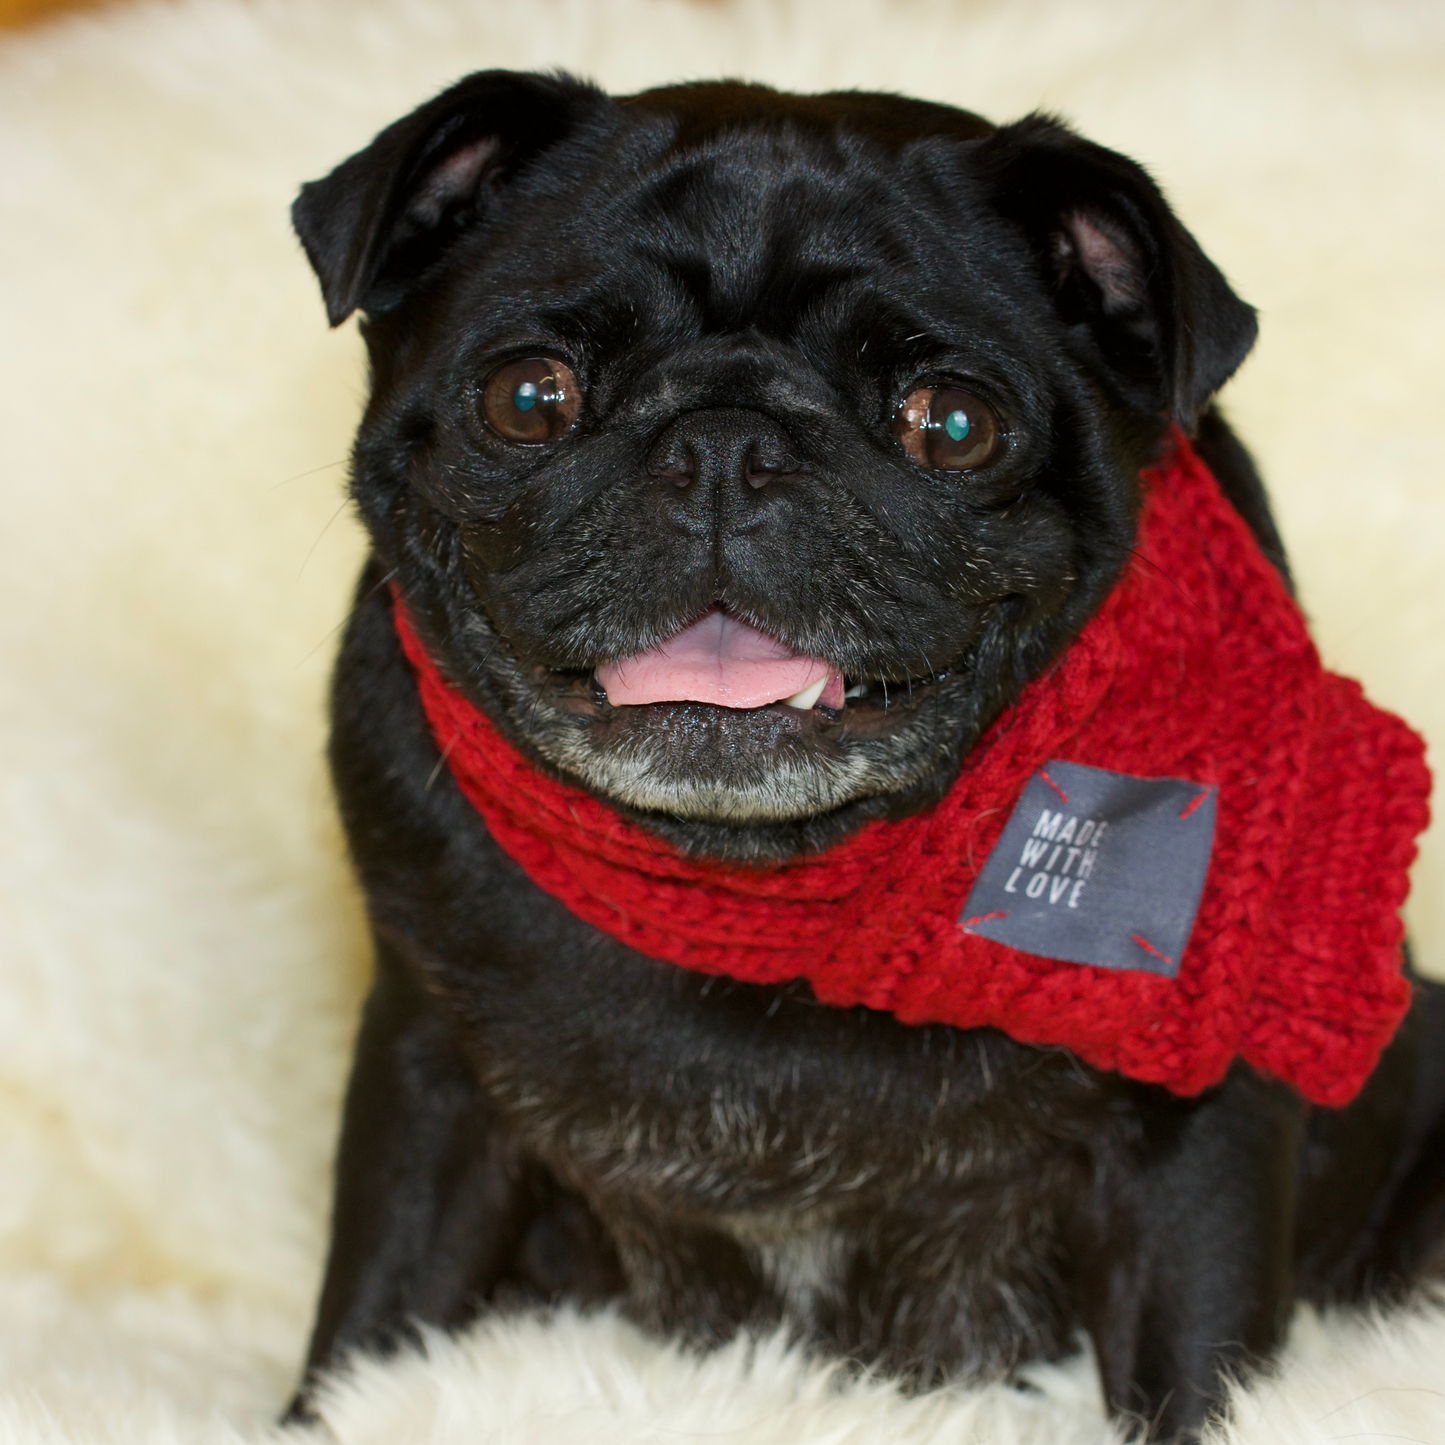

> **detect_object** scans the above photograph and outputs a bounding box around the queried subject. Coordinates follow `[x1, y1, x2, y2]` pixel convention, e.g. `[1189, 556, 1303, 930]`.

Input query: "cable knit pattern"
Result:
[393, 437, 1430, 1106]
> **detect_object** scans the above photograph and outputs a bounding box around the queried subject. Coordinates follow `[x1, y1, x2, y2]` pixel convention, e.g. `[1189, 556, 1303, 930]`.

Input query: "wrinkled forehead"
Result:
[627, 127, 924, 263]
[465, 115, 1036, 356]
[645, 114, 1010, 260]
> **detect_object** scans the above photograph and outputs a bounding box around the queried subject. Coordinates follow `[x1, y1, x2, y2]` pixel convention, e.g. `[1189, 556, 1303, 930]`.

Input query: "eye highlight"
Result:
[482, 358, 581, 444]
[894, 387, 1000, 471]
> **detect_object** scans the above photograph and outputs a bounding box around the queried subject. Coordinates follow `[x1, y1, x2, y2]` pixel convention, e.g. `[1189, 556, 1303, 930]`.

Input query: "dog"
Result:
[287, 72, 1445, 1437]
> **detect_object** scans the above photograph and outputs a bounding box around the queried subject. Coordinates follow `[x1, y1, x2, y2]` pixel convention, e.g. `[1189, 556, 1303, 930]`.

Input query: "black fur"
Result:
[287, 74, 1445, 1438]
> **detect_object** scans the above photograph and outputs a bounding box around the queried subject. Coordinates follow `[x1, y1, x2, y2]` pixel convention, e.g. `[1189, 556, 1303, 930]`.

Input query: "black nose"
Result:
[646, 408, 806, 493]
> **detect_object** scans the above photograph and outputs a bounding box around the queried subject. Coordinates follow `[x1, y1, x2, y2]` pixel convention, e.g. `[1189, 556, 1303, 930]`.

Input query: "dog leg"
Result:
[1297, 972, 1445, 1299]
[1076, 1066, 1302, 1440]
[286, 936, 547, 1417]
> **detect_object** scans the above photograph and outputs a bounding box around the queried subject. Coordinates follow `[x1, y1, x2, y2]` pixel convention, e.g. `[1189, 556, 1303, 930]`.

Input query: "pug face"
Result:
[294, 75, 1255, 859]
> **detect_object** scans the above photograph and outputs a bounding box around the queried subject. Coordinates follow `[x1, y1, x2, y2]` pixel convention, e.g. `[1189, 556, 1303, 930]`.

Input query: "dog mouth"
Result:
[504, 605, 976, 835]
[533, 607, 954, 731]
[597, 609, 846, 712]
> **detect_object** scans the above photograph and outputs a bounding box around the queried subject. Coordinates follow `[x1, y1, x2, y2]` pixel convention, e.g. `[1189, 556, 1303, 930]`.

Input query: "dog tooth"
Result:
[844, 682, 869, 699]
[782, 677, 828, 710]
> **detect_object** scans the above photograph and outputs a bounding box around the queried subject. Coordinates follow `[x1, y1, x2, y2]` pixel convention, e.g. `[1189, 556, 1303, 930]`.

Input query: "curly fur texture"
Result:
[0, 0, 1442, 1439]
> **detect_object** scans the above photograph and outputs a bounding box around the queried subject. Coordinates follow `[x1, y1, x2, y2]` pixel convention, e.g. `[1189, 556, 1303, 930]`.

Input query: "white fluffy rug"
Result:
[1, 0, 1443, 1439]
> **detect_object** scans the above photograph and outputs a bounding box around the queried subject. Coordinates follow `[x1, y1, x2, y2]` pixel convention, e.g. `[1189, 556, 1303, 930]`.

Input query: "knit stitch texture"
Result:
[393, 437, 1431, 1106]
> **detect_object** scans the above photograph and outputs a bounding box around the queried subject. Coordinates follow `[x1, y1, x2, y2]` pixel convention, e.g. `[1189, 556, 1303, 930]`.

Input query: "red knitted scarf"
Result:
[392, 437, 1430, 1106]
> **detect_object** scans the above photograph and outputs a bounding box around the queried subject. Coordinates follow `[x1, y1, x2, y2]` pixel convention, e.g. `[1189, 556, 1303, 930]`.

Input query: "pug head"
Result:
[293, 72, 1255, 861]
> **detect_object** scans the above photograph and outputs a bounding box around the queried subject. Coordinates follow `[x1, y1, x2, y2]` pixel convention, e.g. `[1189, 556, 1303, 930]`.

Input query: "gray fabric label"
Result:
[958, 760, 1217, 977]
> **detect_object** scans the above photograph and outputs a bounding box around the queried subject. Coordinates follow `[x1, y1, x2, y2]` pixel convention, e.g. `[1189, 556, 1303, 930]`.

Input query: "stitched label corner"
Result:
[959, 760, 1216, 978]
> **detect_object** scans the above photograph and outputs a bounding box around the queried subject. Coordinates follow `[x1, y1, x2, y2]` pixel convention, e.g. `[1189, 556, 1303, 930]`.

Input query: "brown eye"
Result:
[482, 357, 581, 444]
[894, 387, 1000, 471]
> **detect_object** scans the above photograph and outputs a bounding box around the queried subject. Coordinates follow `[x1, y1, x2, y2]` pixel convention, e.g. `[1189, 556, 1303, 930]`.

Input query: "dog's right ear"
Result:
[973, 115, 1257, 432]
[293, 70, 606, 326]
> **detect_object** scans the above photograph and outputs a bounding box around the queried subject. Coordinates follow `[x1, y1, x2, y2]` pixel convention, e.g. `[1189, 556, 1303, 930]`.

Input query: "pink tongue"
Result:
[597, 609, 843, 709]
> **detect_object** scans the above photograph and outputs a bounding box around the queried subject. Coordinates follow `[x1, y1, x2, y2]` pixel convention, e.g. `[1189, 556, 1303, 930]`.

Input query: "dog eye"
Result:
[893, 387, 1000, 471]
[481, 358, 581, 444]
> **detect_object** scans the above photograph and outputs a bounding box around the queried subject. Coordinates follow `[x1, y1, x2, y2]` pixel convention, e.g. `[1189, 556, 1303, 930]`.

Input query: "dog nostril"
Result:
[649, 446, 697, 489]
[744, 443, 801, 491]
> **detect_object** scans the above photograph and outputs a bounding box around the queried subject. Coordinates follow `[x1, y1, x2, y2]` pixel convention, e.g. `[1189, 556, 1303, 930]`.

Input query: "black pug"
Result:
[287, 72, 1445, 1438]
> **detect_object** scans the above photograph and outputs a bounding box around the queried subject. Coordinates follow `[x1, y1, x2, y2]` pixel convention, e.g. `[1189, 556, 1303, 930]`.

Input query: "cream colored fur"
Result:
[1, 0, 1442, 1437]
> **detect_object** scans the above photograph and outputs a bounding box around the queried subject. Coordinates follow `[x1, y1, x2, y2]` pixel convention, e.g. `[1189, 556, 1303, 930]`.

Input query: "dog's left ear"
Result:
[293, 70, 607, 326]
[975, 115, 1256, 432]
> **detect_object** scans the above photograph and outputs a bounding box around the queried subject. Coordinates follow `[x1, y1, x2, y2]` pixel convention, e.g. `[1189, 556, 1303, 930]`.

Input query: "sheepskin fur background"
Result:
[1, 0, 1443, 1438]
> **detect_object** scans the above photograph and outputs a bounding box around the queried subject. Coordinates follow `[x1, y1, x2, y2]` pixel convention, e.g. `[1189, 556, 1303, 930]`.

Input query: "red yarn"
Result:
[392, 437, 1431, 1107]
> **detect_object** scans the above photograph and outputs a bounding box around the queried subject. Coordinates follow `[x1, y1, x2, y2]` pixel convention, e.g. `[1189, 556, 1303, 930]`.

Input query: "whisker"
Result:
[367, 568, 399, 600]
[294, 611, 351, 668]
[296, 497, 354, 582]
[425, 731, 461, 792]
[294, 566, 399, 669]
[271, 458, 347, 490]
[1127, 545, 1189, 600]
